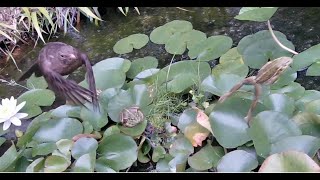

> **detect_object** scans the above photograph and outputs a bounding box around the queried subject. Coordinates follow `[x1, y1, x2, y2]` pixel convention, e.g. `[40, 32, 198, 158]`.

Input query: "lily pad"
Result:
[184, 122, 210, 147]
[26, 74, 48, 89]
[306, 60, 320, 76]
[102, 125, 121, 139]
[292, 112, 320, 137]
[295, 90, 320, 111]
[118, 119, 147, 137]
[235, 7, 278, 22]
[56, 139, 73, 156]
[271, 82, 305, 100]
[26, 157, 45, 172]
[152, 146, 166, 162]
[270, 135, 320, 157]
[209, 97, 267, 148]
[33, 118, 83, 143]
[305, 99, 320, 115]
[138, 149, 150, 163]
[71, 137, 98, 159]
[17, 89, 55, 118]
[261, 93, 295, 116]
[0, 144, 19, 171]
[127, 56, 158, 79]
[217, 150, 258, 172]
[259, 151, 320, 172]
[168, 153, 188, 172]
[292, 43, 320, 71]
[72, 153, 95, 172]
[51, 105, 81, 119]
[165, 30, 207, 55]
[188, 35, 233, 61]
[169, 136, 194, 157]
[80, 106, 108, 130]
[219, 47, 243, 64]
[95, 158, 116, 172]
[31, 142, 57, 157]
[156, 154, 174, 172]
[237, 30, 295, 69]
[248, 111, 302, 158]
[113, 33, 149, 54]
[150, 20, 193, 44]
[44, 155, 70, 172]
[177, 108, 198, 133]
[97, 134, 137, 171]
[188, 144, 224, 170]
[212, 60, 249, 79]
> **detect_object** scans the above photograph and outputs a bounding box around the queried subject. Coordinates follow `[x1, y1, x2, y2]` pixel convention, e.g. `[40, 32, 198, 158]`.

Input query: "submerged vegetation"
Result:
[0, 7, 320, 172]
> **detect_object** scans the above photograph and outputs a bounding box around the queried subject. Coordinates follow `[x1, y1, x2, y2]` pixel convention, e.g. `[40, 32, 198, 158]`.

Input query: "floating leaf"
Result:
[195, 108, 213, 134]
[188, 35, 233, 61]
[219, 47, 243, 64]
[95, 158, 116, 172]
[51, 105, 81, 119]
[184, 122, 210, 147]
[118, 120, 147, 137]
[292, 43, 320, 71]
[188, 144, 224, 170]
[261, 93, 295, 116]
[26, 74, 48, 89]
[72, 153, 95, 172]
[237, 30, 295, 69]
[152, 146, 166, 162]
[150, 20, 193, 44]
[127, 56, 158, 79]
[97, 134, 137, 171]
[169, 136, 194, 157]
[217, 150, 258, 172]
[56, 139, 73, 156]
[80, 106, 108, 130]
[209, 97, 267, 148]
[71, 137, 98, 159]
[113, 33, 149, 54]
[292, 112, 320, 137]
[248, 111, 302, 158]
[17, 89, 55, 118]
[92, 57, 131, 73]
[259, 151, 320, 172]
[31, 142, 57, 157]
[44, 155, 70, 172]
[306, 60, 320, 76]
[168, 153, 188, 172]
[305, 99, 320, 115]
[0, 144, 18, 171]
[271, 82, 305, 100]
[235, 7, 278, 22]
[156, 154, 174, 172]
[270, 135, 320, 157]
[26, 157, 45, 172]
[165, 30, 207, 55]
[33, 118, 83, 143]
[295, 90, 320, 111]
[138, 149, 150, 163]
[177, 108, 197, 133]
[102, 126, 121, 139]
[212, 60, 249, 79]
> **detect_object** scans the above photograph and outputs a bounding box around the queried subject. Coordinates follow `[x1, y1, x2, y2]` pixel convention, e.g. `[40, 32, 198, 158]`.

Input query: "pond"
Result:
[0, 7, 320, 172]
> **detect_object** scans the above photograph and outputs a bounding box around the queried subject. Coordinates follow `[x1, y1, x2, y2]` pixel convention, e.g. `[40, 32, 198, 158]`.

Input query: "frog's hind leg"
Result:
[245, 83, 262, 126]
[218, 76, 256, 103]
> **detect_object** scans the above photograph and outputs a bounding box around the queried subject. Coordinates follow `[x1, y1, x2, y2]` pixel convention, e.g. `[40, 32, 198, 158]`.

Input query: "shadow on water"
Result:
[1, 7, 320, 159]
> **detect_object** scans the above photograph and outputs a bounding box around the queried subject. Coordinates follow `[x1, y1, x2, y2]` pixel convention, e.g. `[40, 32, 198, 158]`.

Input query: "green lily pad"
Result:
[72, 153, 96, 172]
[97, 134, 137, 171]
[15, 157, 31, 172]
[102, 125, 121, 139]
[212, 60, 249, 79]
[188, 144, 224, 170]
[292, 112, 320, 137]
[156, 154, 174, 172]
[217, 150, 258, 172]
[0, 137, 5, 147]
[44, 155, 70, 172]
[33, 118, 83, 143]
[169, 136, 194, 157]
[51, 105, 81, 119]
[209, 97, 267, 148]
[152, 145, 166, 162]
[271, 82, 305, 100]
[178, 108, 198, 133]
[31, 142, 57, 157]
[56, 139, 73, 156]
[113, 33, 149, 54]
[155, 60, 211, 93]
[295, 90, 320, 111]
[118, 119, 147, 137]
[184, 122, 210, 147]
[270, 135, 320, 157]
[134, 68, 160, 80]
[292, 43, 320, 71]
[168, 153, 188, 172]
[17, 89, 55, 118]
[80, 106, 108, 130]
[165, 30, 207, 55]
[0, 144, 19, 171]
[235, 7, 278, 22]
[26, 74, 48, 89]
[305, 99, 320, 115]
[71, 137, 98, 159]
[248, 111, 302, 158]
[261, 93, 295, 116]
[306, 60, 320, 76]
[259, 151, 320, 172]
[93, 57, 131, 73]
[95, 158, 116, 172]
[201, 74, 248, 97]
[188, 35, 233, 61]
[138, 149, 150, 163]
[219, 47, 243, 64]
[26, 157, 45, 172]
[150, 20, 193, 44]
[127, 56, 158, 79]
[237, 30, 295, 69]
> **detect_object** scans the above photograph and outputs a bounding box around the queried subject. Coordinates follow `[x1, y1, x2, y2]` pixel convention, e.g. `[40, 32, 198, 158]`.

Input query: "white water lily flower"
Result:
[0, 96, 28, 131]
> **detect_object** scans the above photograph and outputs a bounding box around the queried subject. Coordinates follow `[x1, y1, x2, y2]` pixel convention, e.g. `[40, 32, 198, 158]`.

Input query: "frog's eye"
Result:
[60, 54, 65, 58]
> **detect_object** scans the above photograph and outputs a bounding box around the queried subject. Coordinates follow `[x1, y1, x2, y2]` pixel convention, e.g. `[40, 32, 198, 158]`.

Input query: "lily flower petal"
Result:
[3, 120, 11, 130]
[14, 101, 26, 114]
[15, 113, 28, 119]
[11, 117, 21, 126]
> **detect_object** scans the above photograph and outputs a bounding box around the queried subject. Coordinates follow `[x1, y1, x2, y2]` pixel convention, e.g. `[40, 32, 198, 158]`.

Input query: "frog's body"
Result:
[218, 57, 293, 125]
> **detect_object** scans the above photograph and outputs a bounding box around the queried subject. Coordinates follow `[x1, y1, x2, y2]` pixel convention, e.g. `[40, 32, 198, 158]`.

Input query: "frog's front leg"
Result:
[245, 83, 262, 125]
[218, 76, 256, 103]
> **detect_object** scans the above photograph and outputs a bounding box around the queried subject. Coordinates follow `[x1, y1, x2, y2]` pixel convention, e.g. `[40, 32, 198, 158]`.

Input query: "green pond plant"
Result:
[1, 7, 320, 172]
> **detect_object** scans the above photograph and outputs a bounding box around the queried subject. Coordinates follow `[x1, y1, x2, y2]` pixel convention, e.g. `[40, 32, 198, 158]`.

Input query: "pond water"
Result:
[1, 7, 320, 166]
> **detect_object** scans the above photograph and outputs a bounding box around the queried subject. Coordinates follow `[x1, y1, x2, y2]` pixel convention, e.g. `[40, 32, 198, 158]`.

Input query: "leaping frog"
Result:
[218, 56, 293, 125]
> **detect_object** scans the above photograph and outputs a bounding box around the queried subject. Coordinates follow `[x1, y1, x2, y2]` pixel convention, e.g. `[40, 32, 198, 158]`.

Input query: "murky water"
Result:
[2, 7, 320, 99]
